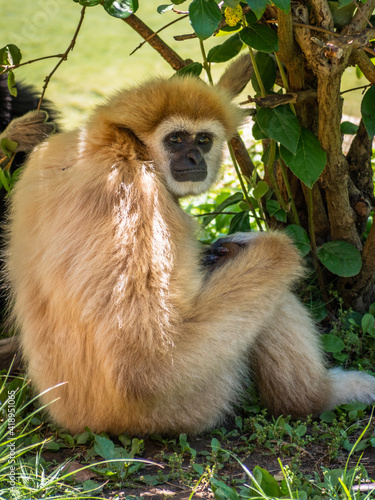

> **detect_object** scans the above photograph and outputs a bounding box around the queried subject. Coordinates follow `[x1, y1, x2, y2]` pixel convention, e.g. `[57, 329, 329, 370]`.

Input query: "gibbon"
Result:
[5, 76, 375, 435]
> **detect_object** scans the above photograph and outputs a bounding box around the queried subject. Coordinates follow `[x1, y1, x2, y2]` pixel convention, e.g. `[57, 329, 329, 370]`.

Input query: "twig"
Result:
[340, 84, 371, 95]
[130, 15, 188, 56]
[0, 54, 64, 74]
[269, 19, 375, 56]
[38, 7, 86, 109]
[123, 14, 190, 71]
[174, 33, 198, 41]
[242, 89, 317, 108]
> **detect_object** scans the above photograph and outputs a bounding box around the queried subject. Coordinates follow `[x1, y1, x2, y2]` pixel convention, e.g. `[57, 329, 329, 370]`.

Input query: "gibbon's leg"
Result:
[249, 293, 330, 417]
[250, 287, 375, 417]
[205, 233, 375, 417]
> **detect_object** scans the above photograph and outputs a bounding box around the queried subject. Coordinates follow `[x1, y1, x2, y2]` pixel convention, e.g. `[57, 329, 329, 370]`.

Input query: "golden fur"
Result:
[5, 77, 375, 435]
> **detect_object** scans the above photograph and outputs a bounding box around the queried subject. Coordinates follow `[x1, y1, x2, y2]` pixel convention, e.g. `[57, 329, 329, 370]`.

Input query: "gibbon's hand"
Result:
[0, 110, 56, 159]
[202, 232, 259, 268]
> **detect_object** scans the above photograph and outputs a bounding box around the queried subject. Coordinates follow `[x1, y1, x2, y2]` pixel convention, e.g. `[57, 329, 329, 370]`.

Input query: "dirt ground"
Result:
[43, 428, 375, 499]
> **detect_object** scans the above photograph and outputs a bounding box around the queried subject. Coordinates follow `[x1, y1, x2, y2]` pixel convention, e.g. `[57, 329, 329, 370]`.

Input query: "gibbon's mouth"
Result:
[172, 169, 207, 182]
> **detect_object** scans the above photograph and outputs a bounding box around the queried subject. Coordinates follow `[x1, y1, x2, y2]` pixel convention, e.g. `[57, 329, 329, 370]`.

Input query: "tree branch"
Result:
[343, 0, 375, 34]
[38, 7, 86, 108]
[351, 51, 375, 84]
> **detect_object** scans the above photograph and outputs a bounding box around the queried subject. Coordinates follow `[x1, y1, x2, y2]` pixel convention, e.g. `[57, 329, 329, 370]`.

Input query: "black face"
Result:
[164, 130, 213, 182]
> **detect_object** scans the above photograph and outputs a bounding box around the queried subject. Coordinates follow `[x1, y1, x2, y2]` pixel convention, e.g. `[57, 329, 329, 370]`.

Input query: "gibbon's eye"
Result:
[196, 134, 212, 145]
[168, 135, 183, 144]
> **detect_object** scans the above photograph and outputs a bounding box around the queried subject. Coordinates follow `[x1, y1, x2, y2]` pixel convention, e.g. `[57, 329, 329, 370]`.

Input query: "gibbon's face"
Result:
[147, 116, 228, 197]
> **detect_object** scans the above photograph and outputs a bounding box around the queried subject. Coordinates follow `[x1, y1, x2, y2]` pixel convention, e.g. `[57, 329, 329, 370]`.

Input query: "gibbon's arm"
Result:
[190, 231, 304, 325]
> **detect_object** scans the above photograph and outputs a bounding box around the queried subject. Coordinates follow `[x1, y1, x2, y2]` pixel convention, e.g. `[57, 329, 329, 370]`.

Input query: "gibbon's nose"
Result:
[187, 149, 202, 166]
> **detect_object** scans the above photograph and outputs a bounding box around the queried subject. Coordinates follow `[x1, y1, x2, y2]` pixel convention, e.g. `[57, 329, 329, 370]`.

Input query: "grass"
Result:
[1, 370, 374, 499]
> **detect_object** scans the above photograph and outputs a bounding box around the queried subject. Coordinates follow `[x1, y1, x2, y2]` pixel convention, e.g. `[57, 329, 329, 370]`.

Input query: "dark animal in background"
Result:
[0, 74, 57, 315]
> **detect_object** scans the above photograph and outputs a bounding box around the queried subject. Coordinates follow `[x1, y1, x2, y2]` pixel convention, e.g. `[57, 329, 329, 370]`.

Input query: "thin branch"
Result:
[340, 83, 371, 95]
[0, 54, 64, 74]
[123, 14, 190, 71]
[344, 0, 375, 34]
[130, 15, 188, 56]
[242, 89, 317, 108]
[38, 7, 86, 108]
[351, 51, 375, 84]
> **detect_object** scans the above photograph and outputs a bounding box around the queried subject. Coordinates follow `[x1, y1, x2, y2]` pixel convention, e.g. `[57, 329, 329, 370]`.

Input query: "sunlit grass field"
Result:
[1, 0, 366, 129]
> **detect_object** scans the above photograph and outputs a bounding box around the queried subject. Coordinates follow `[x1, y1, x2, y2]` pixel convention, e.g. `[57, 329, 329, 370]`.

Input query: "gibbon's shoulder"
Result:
[90, 76, 245, 140]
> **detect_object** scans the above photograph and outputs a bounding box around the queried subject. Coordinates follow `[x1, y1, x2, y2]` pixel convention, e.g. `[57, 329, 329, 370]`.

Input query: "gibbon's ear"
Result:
[217, 54, 254, 97]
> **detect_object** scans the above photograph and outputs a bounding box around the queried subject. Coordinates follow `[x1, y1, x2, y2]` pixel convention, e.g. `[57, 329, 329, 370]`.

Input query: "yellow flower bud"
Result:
[224, 5, 243, 27]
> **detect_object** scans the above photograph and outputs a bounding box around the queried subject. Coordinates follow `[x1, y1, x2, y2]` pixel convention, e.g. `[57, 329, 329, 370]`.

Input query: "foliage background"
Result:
[0, 0, 368, 129]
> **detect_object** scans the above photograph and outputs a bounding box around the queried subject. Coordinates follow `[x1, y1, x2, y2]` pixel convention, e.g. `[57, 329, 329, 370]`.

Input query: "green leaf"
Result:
[337, 0, 354, 7]
[211, 437, 221, 453]
[252, 121, 268, 140]
[7, 70, 17, 97]
[157, 4, 174, 13]
[45, 441, 61, 451]
[321, 334, 346, 353]
[253, 466, 282, 497]
[228, 211, 250, 234]
[75, 431, 91, 445]
[175, 62, 203, 77]
[284, 225, 311, 257]
[202, 192, 243, 227]
[266, 199, 287, 222]
[193, 463, 204, 475]
[257, 106, 300, 154]
[211, 479, 241, 500]
[340, 121, 359, 134]
[361, 85, 375, 137]
[280, 127, 326, 188]
[240, 24, 279, 52]
[272, 0, 291, 13]
[317, 240, 362, 277]
[189, 0, 222, 40]
[1, 138, 18, 157]
[253, 180, 268, 199]
[224, 0, 241, 6]
[320, 410, 337, 423]
[102, 0, 138, 18]
[252, 52, 276, 95]
[83, 479, 102, 492]
[94, 435, 116, 460]
[0, 44, 22, 65]
[245, 0, 267, 19]
[74, 0, 102, 5]
[207, 34, 243, 63]
[361, 313, 375, 336]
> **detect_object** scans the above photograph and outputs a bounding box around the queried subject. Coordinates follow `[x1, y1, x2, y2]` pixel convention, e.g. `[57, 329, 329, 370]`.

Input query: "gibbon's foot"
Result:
[0, 109, 56, 159]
